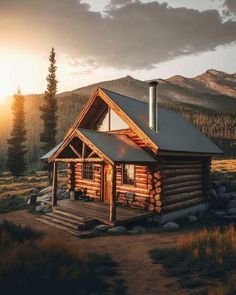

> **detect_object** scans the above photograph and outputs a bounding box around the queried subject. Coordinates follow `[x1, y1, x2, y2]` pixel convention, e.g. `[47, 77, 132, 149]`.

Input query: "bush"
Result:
[0, 195, 27, 213]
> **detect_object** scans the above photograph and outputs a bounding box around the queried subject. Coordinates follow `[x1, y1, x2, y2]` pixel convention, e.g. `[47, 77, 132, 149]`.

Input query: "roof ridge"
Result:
[100, 87, 148, 105]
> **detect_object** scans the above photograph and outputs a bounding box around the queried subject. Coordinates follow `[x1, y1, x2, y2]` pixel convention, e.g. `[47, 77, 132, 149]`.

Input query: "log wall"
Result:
[147, 156, 211, 213]
[67, 163, 102, 201]
[116, 164, 149, 209]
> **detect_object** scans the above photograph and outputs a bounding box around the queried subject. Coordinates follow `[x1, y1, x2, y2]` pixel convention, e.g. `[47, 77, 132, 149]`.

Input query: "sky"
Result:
[0, 0, 236, 97]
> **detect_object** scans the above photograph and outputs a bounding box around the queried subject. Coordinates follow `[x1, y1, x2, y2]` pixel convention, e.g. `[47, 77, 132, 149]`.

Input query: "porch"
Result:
[56, 199, 154, 226]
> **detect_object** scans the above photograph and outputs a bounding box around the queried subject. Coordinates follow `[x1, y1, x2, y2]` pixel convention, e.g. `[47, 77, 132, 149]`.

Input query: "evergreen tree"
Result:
[6, 89, 27, 176]
[40, 47, 58, 153]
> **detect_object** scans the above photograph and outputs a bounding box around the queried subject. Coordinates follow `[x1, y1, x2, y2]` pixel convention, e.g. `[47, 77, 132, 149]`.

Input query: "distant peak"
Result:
[124, 75, 133, 79]
[205, 69, 226, 77]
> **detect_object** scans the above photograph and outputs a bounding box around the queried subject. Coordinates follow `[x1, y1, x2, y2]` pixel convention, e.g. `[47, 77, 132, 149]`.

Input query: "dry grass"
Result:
[211, 159, 236, 173]
[150, 225, 236, 295]
[0, 220, 118, 294]
[0, 170, 67, 199]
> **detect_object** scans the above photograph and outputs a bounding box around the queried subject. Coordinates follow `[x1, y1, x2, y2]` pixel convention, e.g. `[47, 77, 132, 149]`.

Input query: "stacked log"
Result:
[147, 170, 162, 213]
[159, 158, 205, 212]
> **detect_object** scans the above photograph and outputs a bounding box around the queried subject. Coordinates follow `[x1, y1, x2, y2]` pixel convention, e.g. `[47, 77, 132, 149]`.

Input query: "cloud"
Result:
[0, 0, 236, 70]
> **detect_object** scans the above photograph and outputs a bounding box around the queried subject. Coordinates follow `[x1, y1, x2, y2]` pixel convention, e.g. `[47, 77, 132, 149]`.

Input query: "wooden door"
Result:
[103, 165, 112, 203]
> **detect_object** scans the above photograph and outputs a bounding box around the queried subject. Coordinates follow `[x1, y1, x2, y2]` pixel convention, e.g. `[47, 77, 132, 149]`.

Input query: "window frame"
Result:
[122, 164, 135, 186]
[82, 162, 94, 181]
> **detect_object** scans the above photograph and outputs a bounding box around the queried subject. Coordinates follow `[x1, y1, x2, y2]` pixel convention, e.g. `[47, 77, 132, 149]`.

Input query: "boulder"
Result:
[28, 193, 37, 205]
[38, 186, 52, 196]
[128, 225, 146, 234]
[163, 222, 179, 230]
[108, 226, 126, 234]
[93, 224, 110, 233]
[217, 185, 227, 197]
[214, 210, 227, 216]
[211, 188, 219, 199]
[36, 204, 51, 213]
[37, 193, 52, 203]
[227, 199, 236, 209]
[227, 200, 236, 214]
[188, 215, 197, 223]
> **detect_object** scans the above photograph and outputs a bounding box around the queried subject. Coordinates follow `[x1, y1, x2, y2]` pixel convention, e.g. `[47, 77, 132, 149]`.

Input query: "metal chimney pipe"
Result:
[149, 81, 158, 132]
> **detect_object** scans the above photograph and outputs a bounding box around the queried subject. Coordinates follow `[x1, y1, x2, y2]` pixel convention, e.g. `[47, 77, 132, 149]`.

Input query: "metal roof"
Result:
[78, 128, 156, 163]
[101, 88, 222, 154]
[40, 142, 64, 161]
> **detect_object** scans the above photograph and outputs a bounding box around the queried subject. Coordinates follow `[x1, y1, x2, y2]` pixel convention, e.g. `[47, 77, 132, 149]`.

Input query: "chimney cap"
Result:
[149, 81, 158, 87]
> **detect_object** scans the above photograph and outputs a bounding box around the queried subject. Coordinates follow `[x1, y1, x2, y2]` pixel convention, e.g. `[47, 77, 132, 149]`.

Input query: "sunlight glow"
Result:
[0, 47, 48, 101]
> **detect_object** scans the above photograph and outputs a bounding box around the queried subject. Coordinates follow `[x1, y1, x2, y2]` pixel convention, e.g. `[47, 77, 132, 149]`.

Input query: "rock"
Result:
[188, 215, 197, 223]
[93, 224, 110, 233]
[227, 199, 236, 209]
[214, 210, 227, 216]
[227, 208, 236, 215]
[36, 204, 51, 213]
[227, 200, 236, 214]
[128, 225, 146, 234]
[28, 193, 37, 205]
[217, 185, 227, 197]
[108, 226, 126, 234]
[37, 193, 52, 203]
[211, 188, 219, 199]
[163, 222, 179, 230]
[38, 186, 52, 196]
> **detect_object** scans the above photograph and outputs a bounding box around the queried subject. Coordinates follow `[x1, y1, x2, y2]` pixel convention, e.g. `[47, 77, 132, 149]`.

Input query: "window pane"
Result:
[83, 163, 94, 180]
[123, 164, 135, 185]
[95, 108, 109, 131]
[110, 109, 128, 131]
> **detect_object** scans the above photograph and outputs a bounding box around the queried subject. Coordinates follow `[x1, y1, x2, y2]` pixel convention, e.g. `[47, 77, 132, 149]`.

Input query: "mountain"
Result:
[0, 69, 235, 172]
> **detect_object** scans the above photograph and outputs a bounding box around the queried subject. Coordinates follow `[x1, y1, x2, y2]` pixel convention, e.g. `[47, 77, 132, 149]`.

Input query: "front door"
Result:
[104, 164, 112, 203]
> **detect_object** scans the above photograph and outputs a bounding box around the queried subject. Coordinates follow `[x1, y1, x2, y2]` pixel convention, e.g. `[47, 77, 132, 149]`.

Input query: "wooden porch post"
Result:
[52, 161, 58, 206]
[110, 164, 117, 222]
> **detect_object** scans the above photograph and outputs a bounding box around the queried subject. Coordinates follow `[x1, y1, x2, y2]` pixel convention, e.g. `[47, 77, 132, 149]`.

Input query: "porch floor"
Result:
[57, 199, 153, 225]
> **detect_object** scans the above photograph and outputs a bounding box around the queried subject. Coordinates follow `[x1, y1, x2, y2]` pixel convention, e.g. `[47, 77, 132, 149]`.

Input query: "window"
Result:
[94, 107, 128, 131]
[122, 164, 135, 186]
[95, 108, 109, 131]
[82, 163, 94, 180]
[110, 109, 129, 130]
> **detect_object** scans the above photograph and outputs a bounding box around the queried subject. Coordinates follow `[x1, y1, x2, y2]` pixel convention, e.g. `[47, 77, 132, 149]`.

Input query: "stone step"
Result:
[41, 215, 79, 230]
[36, 218, 80, 236]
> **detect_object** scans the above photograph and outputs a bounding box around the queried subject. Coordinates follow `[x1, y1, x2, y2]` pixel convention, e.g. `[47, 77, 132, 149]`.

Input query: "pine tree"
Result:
[6, 89, 27, 176]
[40, 47, 58, 153]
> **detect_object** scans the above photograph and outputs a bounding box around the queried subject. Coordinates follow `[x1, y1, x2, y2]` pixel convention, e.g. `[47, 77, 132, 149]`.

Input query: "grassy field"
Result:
[0, 220, 119, 294]
[150, 225, 236, 295]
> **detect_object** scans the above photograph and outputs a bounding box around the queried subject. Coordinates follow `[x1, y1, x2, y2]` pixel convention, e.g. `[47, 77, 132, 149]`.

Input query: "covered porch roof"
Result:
[42, 128, 156, 165]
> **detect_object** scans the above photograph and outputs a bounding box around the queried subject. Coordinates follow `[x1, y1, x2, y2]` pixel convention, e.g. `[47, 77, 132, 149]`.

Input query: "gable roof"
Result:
[40, 142, 64, 161]
[46, 128, 156, 164]
[100, 88, 222, 154]
[79, 128, 156, 163]
[41, 86, 222, 163]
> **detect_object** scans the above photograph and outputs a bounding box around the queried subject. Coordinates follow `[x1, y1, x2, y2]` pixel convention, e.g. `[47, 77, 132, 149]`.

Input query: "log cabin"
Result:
[41, 82, 222, 223]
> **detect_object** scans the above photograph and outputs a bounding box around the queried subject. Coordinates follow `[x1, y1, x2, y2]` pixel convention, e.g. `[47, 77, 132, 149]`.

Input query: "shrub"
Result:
[0, 195, 27, 213]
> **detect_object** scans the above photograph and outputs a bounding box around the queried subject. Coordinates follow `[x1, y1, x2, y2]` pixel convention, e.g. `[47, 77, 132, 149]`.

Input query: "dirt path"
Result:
[0, 210, 189, 295]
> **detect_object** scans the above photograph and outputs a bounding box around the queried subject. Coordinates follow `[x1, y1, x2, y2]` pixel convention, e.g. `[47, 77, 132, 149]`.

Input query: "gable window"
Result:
[94, 107, 128, 131]
[82, 163, 94, 180]
[122, 164, 135, 186]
